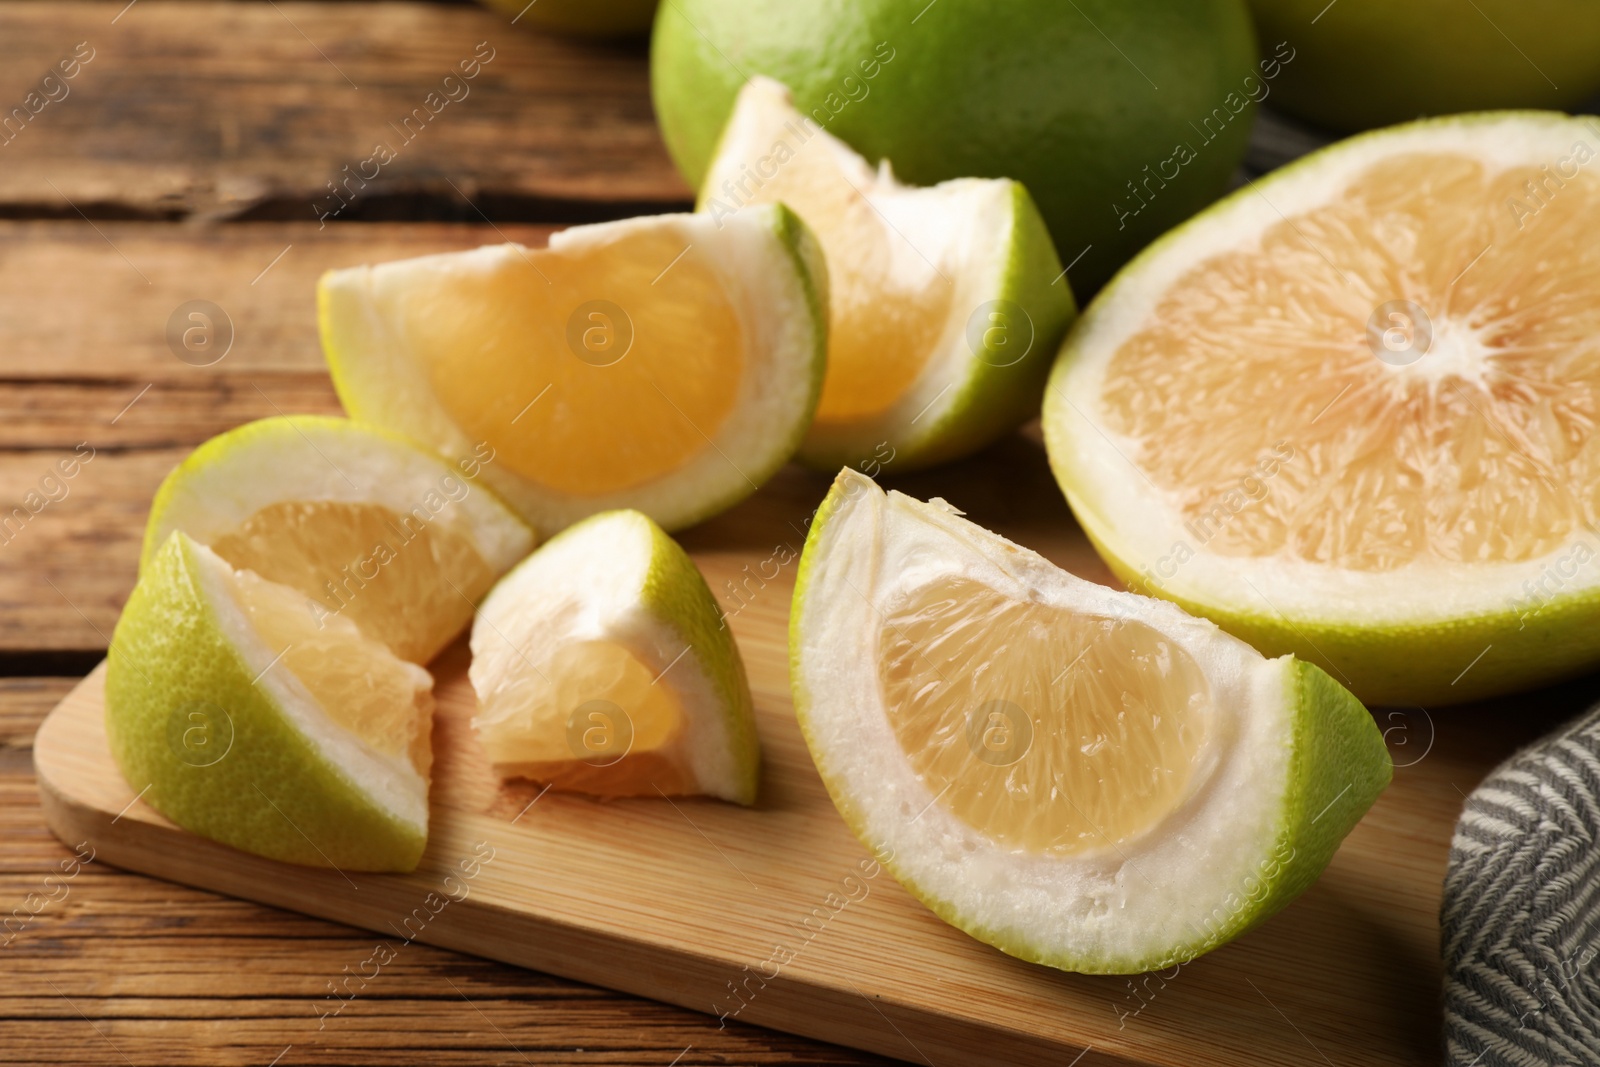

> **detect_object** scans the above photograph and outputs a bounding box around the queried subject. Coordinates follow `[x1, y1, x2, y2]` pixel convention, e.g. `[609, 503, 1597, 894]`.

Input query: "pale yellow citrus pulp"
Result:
[225, 559, 434, 780]
[1100, 151, 1600, 572]
[720, 136, 952, 427]
[393, 228, 745, 498]
[211, 500, 495, 665]
[879, 578, 1208, 855]
[473, 637, 692, 796]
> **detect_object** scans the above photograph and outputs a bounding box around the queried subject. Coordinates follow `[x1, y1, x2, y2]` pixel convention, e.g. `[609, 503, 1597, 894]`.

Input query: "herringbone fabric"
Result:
[1442, 708, 1600, 1066]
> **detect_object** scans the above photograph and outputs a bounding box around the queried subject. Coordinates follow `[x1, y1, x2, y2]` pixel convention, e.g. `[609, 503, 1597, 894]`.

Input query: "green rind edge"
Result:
[791, 473, 1392, 974]
[540, 509, 762, 804]
[903, 181, 1077, 470]
[139, 413, 533, 575]
[1045, 109, 1600, 707]
[318, 205, 827, 537]
[1073, 513, 1600, 706]
[795, 181, 1077, 473]
[107, 533, 426, 872]
[691, 85, 1075, 473]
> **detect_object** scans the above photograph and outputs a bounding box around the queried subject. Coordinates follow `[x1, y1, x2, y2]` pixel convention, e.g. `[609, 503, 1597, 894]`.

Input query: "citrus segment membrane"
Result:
[470, 509, 759, 803]
[211, 500, 495, 666]
[1101, 148, 1600, 572]
[106, 532, 434, 871]
[880, 578, 1209, 855]
[227, 561, 434, 781]
[790, 469, 1389, 973]
[320, 206, 827, 534]
[142, 416, 534, 666]
[702, 77, 1072, 468]
[473, 637, 694, 796]
[1045, 114, 1600, 703]
[395, 225, 745, 498]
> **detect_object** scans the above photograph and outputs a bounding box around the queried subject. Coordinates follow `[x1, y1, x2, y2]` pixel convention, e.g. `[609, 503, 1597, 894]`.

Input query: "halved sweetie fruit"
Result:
[470, 509, 759, 803]
[790, 469, 1390, 974]
[143, 415, 534, 664]
[1046, 112, 1600, 705]
[107, 532, 435, 871]
[319, 204, 827, 535]
[701, 77, 1075, 471]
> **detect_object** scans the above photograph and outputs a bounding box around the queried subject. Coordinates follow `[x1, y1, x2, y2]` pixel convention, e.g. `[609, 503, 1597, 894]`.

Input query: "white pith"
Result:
[147, 417, 533, 575]
[320, 207, 821, 535]
[1396, 316, 1493, 388]
[1047, 113, 1600, 626]
[703, 77, 1021, 460]
[469, 511, 741, 799]
[792, 470, 1299, 968]
[187, 535, 431, 834]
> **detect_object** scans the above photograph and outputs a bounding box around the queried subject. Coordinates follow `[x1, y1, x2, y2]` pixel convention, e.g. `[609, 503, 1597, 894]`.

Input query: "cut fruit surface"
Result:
[880, 578, 1209, 855]
[1045, 112, 1600, 705]
[790, 469, 1390, 974]
[319, 205, 827, 535]
[106, 532, 434, 872]
[701, 77, 1075, 471]
[470, 509, 759, 803]
[143, 416, 534, 665]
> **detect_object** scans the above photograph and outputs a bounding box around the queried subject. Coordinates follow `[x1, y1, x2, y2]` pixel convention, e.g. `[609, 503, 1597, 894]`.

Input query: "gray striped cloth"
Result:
[1442, 706, 1600, 1065]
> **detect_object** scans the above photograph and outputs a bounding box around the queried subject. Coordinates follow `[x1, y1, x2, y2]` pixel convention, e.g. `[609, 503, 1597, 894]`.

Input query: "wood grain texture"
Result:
[0, 448, 183, 653]
[0, 222, 558, 653]
[0, 221, 558, 378]
[0, 2, 689, 219]
[4, 679, 892, 1067]
[31, 453, 1596, 1067]
[0, 5, 968, 1061]
[0, 373, 341, 451]
[0, 420, 1082, 653]
[1, 1, 1587, 1063]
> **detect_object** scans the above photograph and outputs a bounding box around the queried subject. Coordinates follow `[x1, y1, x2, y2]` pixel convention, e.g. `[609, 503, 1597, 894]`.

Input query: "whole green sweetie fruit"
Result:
[1248, 0, 1600, 132]
[650, 0, 1261, 295]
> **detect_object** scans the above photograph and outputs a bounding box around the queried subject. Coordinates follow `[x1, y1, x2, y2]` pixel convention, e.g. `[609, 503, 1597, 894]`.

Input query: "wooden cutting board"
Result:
[31, 437, 1578, 1067]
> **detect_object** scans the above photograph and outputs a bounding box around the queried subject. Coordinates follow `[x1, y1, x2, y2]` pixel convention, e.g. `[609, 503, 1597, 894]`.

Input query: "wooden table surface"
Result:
[0, 3, 1577, 1065]
[0, 3, 895, 1063]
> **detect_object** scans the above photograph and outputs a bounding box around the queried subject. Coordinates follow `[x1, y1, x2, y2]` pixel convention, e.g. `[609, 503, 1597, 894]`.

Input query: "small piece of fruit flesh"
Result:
[718, 125, 953, 427]
[385, 228, 744, 497]
[878, 578, 1208, 855]
[210, 500, 493, 664]
[473, 637, 695, 797]
[225, 563, 433, 779]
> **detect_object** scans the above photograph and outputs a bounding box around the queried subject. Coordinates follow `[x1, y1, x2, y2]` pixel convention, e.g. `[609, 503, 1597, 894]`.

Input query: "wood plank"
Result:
[0, 448, 177, 652]
[0, 221, 556, 378]
[0, 678, 67, 743]
[0, 426, 1082, 653]
[1, 679, 885, 1066]
[32, 443, 1587, 1067]
[0, 1020, 880, 1067]
[0, 2, 689, 218]
[0, 373, 341, 452]
[0, 222, 563, 653]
